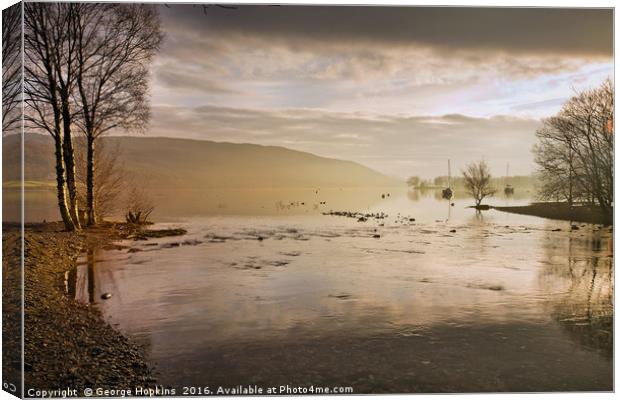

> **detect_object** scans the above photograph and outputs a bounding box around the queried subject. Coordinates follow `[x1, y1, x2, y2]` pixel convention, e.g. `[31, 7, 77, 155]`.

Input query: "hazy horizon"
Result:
[117, 6, 612, 179]
[7, 4, 613, 394]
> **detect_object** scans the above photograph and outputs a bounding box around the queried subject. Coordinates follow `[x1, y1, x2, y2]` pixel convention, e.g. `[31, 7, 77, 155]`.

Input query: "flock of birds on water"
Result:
[275, 190, 393, 212]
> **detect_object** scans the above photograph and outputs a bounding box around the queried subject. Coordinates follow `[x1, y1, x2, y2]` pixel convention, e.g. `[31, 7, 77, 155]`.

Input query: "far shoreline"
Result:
[492, 203, 612, 226]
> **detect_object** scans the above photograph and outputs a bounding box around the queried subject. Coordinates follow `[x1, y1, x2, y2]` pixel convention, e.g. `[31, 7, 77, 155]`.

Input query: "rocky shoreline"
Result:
[2, 222, 184, 396]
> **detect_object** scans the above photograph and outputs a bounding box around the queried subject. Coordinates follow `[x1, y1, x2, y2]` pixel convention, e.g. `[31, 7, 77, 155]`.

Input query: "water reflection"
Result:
[407, 187, 533, 202]
[66, 268, 76, 299]
[61, 190, 612, 391]
[16, 186, 536, 223]
[4, 189, 60, 223]
[472, 209, 484, 222]
[67, 249, 98, 304]
[539, 230, 613, 357]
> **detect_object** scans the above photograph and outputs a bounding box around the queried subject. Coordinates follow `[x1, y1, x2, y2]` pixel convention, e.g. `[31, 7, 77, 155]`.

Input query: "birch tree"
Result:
[71, 3, 162, 225]
[24, 3, 78, 230]
[2, 3, 22, 133]
[23, 3, 162, 229]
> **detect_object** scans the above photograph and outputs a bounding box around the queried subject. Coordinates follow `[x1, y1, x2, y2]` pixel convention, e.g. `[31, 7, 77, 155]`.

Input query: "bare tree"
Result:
[2, 4, 22, 133]
[23, 3, 162, 230]
[55, 5, 83, 229]
[406, 176, 420, 188]
[24, 3, 79, 230]
[75, 138, 125, 222]
[124, 183, 154, 225]
[71, 4, 163, 225]
[462, 160, 496, 207]
[534, 80, 613, 212]
[534, 117, 584, 204]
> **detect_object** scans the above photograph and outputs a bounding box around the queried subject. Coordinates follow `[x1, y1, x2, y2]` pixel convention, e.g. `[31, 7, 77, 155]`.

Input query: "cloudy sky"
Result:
[148, 5, 613, 179]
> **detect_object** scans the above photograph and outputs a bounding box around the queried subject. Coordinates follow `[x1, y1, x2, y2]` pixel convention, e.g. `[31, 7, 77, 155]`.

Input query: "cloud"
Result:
[155, 23, 599, 85]
[146, 104, 541, 179]
[160, 6, 612, 57]
[154, 63, 241, 94]
[143, 5, 611, 179]
[150, 5, 613, 120]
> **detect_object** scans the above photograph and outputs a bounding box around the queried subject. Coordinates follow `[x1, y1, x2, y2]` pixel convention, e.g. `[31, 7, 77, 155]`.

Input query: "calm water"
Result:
[64, 188, 612, 392]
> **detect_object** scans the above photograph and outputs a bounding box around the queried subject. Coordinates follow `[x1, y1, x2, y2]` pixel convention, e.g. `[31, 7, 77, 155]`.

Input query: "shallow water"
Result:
[68, 188, 612, 392]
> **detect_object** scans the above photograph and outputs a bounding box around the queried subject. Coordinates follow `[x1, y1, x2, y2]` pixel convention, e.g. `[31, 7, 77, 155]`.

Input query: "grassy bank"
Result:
[3, 180, 55, 189]
[493, 203, 612, 225]
[2, 222, 186, 394]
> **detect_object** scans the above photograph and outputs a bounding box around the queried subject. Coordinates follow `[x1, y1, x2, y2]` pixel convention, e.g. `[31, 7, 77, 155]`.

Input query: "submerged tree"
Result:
[124, 183, 154, 225]
[534, 80, 613, 212]
[462, 160, 496, 207]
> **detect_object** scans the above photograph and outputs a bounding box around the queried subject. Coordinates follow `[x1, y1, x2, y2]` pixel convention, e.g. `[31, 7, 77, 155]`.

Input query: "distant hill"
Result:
[3, 134, 403, 189]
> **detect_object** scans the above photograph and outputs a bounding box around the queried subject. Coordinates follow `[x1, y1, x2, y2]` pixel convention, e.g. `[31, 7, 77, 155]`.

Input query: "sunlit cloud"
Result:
[146, 5, 613, 177]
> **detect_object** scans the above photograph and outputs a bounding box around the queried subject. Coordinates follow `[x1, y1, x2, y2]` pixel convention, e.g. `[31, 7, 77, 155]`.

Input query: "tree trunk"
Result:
[584, 119, 607, 211]
[86, 135, 96, 226]
[61, 102, 81, 230]
[87, 248, 96, 304]
[54, 137, 76, 231]
[568, 143, 573, 206]
[67, 267, 77, 299]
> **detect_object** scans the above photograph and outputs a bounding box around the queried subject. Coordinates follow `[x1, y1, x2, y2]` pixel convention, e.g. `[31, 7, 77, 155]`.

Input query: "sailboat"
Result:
[504, 163, 514, 195]
[442, 159, 453, 200]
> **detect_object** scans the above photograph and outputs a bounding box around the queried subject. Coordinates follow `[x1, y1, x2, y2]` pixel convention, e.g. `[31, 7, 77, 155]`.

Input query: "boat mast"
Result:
[506, 163, 510, 185]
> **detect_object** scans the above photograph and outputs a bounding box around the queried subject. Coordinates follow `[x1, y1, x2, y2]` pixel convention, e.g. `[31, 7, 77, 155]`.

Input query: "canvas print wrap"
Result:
[1, 2, 614, 397]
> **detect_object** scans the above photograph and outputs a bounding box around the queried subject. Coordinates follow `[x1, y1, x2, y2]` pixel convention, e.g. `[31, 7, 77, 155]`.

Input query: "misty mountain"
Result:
[3, 134, 403, 189]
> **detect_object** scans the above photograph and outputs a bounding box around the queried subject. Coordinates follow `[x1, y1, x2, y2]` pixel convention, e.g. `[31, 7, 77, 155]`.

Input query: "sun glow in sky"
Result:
[148, 5, 613, 179]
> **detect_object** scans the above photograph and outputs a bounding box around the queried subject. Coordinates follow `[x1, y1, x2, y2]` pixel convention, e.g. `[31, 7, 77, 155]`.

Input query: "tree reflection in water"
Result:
[540, 229, 613, 358]
[66, 248, 97, 305]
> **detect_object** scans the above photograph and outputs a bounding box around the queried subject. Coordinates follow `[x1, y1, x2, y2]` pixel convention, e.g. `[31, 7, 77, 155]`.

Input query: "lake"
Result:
[30, 187, 617, 392]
